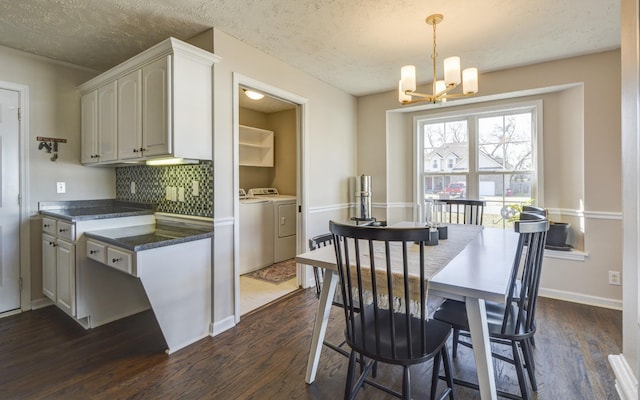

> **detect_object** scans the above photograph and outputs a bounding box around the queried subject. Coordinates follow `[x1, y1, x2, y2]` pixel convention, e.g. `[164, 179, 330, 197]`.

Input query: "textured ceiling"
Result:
[0, 0, 621, 97]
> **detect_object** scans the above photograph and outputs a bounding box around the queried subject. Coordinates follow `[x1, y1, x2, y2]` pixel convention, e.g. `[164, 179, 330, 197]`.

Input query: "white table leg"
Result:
[305, 268, 338, 384]
[465, 297, 498, 400]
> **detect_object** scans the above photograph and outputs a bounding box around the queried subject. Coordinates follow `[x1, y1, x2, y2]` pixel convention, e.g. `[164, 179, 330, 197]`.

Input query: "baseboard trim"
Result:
[211, 315, 235, 336]
[539, 288, 622, 310]
[30, 297, 53, 310]
[608, 354, 638, 400]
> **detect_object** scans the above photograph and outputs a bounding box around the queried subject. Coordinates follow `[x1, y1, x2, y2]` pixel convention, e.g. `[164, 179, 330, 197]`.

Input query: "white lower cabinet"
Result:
[55, 239, 76, 316]
[41, 214, 154, 327]
[41, 219, 76, 316]
[42, 232, 57, 301]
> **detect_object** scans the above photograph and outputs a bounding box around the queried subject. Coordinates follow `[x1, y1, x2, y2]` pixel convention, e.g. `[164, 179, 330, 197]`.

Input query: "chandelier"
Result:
[399, 14, 478, 105]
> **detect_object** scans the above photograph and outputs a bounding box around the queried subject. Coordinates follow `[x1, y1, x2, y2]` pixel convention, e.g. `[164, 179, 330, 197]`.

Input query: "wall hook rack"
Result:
[36, 136, 66, 162]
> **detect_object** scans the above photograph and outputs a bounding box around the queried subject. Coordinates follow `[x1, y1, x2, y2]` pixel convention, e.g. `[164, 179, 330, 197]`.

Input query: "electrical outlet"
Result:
[165, 186, 172, 200]
[130, 181, 136, 194]
[608, 271, 621, 286]
[192, 180, 199, 196]
[56, 182, 66, 193]
[178, 187, 185, 202]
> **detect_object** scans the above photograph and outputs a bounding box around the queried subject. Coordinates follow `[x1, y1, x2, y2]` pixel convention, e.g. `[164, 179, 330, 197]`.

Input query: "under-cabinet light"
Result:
[145, 158, 199, 166]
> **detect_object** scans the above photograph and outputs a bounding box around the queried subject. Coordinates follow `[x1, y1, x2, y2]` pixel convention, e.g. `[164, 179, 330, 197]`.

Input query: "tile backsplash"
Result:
[115, 161, 213, 218]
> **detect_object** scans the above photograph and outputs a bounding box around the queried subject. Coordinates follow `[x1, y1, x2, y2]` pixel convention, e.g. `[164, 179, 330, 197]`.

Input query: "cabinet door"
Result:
[42, 233, 57, 301]
[56, 239, 76, 317]
[118, 70, 143, 160]
[97, 81, 118, 162]
[80, 91, 98, 164]
[142, 56, 171, 158]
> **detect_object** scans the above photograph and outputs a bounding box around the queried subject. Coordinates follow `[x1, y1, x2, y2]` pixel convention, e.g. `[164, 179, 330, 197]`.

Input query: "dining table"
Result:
[295, 222, 521, 400]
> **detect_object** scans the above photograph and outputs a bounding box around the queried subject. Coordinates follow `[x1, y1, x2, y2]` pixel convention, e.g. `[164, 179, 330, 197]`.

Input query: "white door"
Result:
[0, 88, 21, 313]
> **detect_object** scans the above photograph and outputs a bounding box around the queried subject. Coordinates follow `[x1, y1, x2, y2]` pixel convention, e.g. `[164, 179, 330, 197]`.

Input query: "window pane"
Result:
[479, 172, 533, 228]
[424, 120, 468, 173]
[478, 113, 532, 172]
[424, 175, 467, 200]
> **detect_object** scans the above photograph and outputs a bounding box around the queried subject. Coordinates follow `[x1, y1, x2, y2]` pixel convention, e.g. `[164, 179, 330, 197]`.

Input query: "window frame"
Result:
[413, 100, 544, 224]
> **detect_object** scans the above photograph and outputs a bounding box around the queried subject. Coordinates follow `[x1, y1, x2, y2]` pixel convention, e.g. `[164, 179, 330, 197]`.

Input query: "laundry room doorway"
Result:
[233, 75, 307, 320]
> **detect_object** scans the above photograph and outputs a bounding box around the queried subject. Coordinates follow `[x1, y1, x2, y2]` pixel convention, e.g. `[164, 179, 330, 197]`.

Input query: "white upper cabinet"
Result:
[79, 38, 220, 165]
[81, 81, 118, 164]
[117, 69, 143, 160]
[141, 56, 170, 158]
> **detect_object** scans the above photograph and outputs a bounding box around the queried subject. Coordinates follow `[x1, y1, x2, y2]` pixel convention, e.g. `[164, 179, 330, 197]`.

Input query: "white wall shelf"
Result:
[239, 125, 274, 167]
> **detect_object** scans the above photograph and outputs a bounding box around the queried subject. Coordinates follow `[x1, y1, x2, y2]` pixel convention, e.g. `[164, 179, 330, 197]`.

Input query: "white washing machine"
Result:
[247, 188, 297, 263]
[239, 189, 274, 274]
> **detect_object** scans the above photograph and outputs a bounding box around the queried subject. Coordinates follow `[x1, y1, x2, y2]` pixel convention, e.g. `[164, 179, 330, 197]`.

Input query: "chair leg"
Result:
[441, 346, 455, 400]
[512, 342, 530, 400]
[430, 350, 442, 400]
[521, 338, 538, 391]
[344, 350, 358, 400]
[403, 365, 411, 400]
[452, 328, 460, 359]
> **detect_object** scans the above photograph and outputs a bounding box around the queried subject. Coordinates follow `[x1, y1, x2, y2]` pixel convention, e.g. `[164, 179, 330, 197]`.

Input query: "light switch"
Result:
[130, 181, 136, 194]
[192, 180, 199, 196]
[165, 186, 172, 200]
[56, 182, 66, 194]
[178, 187, 185, 202]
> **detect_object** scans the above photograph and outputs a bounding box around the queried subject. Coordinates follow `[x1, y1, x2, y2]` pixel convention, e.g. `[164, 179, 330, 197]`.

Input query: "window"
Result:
[417, 101, 541, 228]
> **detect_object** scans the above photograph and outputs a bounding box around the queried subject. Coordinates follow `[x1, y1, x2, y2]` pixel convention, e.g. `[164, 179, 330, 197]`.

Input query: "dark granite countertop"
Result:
[83, 220, 213, 252]
[39, 199, 154, 221]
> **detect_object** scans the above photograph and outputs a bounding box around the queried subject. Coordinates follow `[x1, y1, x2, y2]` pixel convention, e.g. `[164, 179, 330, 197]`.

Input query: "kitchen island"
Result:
[39, 200, 213, 354]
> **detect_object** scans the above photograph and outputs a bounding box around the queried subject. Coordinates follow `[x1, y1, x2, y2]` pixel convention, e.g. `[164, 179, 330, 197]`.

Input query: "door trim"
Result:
[232, 73, 309, 323]
[0, 81, 30, 312]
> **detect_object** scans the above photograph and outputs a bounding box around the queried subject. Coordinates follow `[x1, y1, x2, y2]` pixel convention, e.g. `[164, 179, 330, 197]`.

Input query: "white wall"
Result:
[211, 29, 357, 332]
[0, 45, 115, 300]
[357, 50, 622, 308]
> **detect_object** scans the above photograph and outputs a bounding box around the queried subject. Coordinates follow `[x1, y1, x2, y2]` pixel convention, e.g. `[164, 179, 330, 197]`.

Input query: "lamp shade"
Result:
[400, 65, 417, 92]
[462, 68, 478, 94]
[444, 56, 461, 86]
[398, 81, 411, 103]
[435, 80, 447, 103]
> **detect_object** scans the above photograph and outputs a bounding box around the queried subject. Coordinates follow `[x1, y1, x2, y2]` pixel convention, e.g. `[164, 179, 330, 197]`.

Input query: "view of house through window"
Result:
[419, 102, 539, 228]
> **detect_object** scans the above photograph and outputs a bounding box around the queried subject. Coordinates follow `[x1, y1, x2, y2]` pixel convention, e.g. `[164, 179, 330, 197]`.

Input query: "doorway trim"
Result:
[232, 73, 309, 323]
[0, 80, 30, 315]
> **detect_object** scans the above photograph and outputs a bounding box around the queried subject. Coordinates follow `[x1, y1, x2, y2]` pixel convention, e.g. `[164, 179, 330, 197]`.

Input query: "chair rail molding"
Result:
[608, 354, 638, 400]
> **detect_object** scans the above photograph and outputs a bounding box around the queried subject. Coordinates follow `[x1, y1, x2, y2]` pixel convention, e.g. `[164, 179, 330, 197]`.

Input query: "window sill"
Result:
[544, 248, 588, 261]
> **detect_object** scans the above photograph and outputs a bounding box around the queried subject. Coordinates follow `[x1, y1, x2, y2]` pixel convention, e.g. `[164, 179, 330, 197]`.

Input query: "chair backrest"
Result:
[502, 212, 548, 337]
[522, 205, 547, 218]
[309, 233, 335, 297]
[439, 199, 486, 225]
[329, 220, 433, 362]
[309, 233, 334, 251]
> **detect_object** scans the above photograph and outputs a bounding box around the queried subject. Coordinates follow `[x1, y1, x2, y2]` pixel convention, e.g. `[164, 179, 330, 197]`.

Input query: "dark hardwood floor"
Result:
[0, 289, 621, 399]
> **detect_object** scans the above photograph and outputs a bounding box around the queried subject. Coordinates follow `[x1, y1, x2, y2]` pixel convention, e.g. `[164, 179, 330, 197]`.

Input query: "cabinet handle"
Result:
[133, 148, 139, 153]
[112, 257, 121, 263]
[59, 228, 67, 232]
[43, 224, 50, 228]
[139, 147, 146, 152]
[90, 250, 98, 254]
[49, 242, 57, 247]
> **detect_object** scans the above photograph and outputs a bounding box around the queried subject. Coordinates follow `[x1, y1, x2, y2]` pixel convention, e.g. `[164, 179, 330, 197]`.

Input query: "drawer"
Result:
[86, 240, 107, 264]
[107, 247, 133, 275]
[57, 221, 75, 241]
[42, 218, 57, 235]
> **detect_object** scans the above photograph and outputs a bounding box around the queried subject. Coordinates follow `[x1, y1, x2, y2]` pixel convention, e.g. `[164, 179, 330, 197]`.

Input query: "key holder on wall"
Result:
[37, 136, 67, 162]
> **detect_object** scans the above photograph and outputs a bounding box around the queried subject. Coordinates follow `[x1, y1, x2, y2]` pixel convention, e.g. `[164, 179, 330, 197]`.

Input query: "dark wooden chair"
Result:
[439, 199, 486, 225]
[329, 221, 454, 400]
[433, 213, 548, 400]
[436, 198, 486, 356]
[308, 233, 352, 357]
